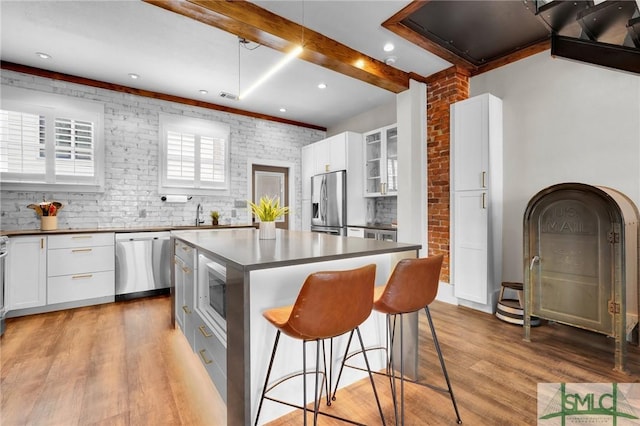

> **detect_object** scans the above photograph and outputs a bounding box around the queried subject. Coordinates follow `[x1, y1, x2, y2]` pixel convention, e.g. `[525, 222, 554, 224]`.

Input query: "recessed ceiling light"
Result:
[128, 73, 139, 80]
[384, 56, 397, 66]
[35, 52, 51, 59]
[199, 89, 208, 95]
[279, 107, 287, 112]
[317, 83, 327, 89]
[383, 43, 395, 52]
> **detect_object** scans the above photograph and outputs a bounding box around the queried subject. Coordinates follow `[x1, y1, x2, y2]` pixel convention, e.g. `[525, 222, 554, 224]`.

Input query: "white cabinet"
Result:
[47, 233, 115, 305]
[450, 94, 503, 310]
[364, 124, 398, 197]
[347, 227, 365, 238]
[7, 236, 46, 310]
[301, 131, 365, 230]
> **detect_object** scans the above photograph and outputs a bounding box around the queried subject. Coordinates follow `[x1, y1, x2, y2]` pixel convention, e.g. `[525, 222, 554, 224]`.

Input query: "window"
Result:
[0, 86, 104, 191]
[159, 114, 230, 194]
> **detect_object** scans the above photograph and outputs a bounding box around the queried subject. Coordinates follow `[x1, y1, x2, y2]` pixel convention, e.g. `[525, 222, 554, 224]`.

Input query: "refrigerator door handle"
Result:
[320, 175, 327, 223]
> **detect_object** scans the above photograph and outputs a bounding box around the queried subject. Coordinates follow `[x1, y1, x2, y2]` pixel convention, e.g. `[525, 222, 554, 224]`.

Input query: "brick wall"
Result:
[0, 71, 325, 231]
[426, 67, 469, 282]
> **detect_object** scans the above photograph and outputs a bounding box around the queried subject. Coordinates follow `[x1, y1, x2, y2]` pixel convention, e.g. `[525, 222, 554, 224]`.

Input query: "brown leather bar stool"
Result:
[254, 264, 386, 426]
[333, 255, 462, 425]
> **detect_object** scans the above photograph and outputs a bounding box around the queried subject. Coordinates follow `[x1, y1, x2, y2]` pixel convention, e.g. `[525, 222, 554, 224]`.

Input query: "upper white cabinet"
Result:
[450, 94, 503, 311]
[364, 124, 398, 197]
[301, 131, 365, 230]
[7, 236, 47, 310]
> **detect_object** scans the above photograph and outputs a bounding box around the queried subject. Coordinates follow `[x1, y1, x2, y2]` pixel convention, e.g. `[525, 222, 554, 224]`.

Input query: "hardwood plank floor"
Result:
[1, 295, 638, 425]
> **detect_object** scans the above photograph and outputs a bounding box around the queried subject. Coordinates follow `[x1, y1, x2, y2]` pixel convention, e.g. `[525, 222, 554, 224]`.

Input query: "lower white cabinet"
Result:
[7, 236, 47, 310]
[47, 233, 115, 304]
[347, 227, 365, 238]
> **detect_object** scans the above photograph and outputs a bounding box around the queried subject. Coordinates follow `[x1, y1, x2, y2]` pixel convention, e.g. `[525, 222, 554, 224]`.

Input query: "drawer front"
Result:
[48, 233, 114, 249]
[48, 245, 115, 277]
[48, 270, 115, 304]
[194, 317, 227, 369]
[175, 240, 196, 268]
[194, 328, 227, 402]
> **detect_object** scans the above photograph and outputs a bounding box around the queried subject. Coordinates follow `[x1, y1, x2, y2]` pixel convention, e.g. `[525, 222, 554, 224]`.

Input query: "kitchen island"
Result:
[171, 228, 421, 425]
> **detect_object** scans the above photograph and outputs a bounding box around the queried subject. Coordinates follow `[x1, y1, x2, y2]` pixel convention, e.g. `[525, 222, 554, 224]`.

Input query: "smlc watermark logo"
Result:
[538, 383, 640, 425]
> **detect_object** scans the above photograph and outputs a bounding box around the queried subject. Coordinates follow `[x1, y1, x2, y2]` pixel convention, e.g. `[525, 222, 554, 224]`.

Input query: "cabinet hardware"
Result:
[198, 325, 213, 338]
[71, 248, 92, 253]
[72, 235, 92, 239]
[182, 305, 192, 314]
[482, 171, 487, 188]
[182, 266, 191, 274]
[72, 274, 93, 279]
[198, 349, 213, 364]
[482, 193, 486, 209]
[41, 238, 44, 249]
[530, 255, 540, 270]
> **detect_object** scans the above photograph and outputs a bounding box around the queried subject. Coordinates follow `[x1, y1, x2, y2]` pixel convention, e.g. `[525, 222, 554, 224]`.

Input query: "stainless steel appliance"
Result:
[198, 253, 227, 337]
[364, 228, 397, 242]
[311, 170, 346, 236]
[523, 183, 639, 372]
[115, 232, 171, 300]
[0, 236, 8, 336]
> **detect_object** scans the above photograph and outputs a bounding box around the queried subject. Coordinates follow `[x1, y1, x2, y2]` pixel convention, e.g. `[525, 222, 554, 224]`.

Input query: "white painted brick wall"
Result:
[0, 70, 325, 231]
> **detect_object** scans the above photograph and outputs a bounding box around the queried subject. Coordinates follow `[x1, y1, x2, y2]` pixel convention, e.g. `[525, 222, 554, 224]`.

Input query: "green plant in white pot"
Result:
[248, 195, 289, 239]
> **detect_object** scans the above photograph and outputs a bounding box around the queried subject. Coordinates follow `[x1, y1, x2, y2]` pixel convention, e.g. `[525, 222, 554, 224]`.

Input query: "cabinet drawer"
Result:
[194, 325, 227, 402]
[48, 245, 115, 277]
[48, 270, 115, 304]
[48, 233, 114, 249]
[175, 240, 196, 268]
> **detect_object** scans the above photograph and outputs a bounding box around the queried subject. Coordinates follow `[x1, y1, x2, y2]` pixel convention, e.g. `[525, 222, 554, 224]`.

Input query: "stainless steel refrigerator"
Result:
[311, 170, 346, 236]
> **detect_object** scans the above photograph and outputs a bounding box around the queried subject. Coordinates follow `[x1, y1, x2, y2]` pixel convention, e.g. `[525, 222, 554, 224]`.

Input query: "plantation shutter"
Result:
[54, 117, 95, 177]
[0, 110, 46, 175]
[166, 130, 195, 180]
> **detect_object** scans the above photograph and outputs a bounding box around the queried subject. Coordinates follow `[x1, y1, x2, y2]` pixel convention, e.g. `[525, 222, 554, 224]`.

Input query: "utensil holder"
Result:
[41, 216, 57, 231]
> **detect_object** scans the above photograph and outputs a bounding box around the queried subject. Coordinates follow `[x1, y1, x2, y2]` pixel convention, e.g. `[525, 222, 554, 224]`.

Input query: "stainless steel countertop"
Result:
[172, 228, 420, 271]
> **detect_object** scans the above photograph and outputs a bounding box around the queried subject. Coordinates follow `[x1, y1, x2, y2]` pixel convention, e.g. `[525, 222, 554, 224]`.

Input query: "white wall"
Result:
[470, 51, 640, 282]
[327, 100, 396, 136]
[0, 70, 325, 231]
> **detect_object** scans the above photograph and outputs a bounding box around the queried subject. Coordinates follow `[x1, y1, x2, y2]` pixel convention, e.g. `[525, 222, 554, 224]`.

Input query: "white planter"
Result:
[259, 221, 276, 239]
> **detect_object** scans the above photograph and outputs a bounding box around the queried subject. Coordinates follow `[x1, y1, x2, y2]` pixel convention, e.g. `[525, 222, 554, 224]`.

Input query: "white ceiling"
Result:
[0, 0, 451, 129]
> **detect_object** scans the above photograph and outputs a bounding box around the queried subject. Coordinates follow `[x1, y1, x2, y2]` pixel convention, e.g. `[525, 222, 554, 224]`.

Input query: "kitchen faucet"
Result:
[195, 203, 204, 226]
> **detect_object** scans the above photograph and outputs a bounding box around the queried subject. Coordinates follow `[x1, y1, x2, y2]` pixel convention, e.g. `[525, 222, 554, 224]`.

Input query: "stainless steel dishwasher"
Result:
[115, 231, 171, 300]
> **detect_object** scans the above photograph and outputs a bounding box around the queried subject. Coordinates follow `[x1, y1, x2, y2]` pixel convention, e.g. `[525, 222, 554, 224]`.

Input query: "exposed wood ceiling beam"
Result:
[144, 0, 415, 93]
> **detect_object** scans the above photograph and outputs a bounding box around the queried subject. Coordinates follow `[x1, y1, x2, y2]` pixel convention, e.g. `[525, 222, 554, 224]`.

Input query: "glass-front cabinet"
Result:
[364, 124, 397, 197]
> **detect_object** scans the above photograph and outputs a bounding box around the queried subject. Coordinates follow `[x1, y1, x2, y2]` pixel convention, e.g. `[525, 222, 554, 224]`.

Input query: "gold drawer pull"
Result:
[72, 248, 92, 253]
[198, 349, 213, 365]
[182, 305, 192, 314]
[72, 274, 93, 279]
[182, 266, 191, 274]
[198, 325, 213, 338]
[72, 235, 92, 239]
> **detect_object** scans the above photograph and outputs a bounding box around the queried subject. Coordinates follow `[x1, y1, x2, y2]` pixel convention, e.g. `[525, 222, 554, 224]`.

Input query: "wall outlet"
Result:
[231, 209, 236, 218]
[234, 200, 246, 208]
[139, 209, 147, 218]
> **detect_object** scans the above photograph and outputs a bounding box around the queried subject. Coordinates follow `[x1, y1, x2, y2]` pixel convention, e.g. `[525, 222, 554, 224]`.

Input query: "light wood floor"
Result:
[1, 295, 639, 425]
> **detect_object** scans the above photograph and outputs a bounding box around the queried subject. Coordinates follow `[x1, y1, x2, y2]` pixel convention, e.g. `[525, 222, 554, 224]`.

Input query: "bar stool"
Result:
[333, 255, 462, 425]
[254, 264, 386, 426]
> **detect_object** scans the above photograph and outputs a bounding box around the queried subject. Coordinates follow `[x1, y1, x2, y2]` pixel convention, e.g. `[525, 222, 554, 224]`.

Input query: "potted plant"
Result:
[210, 210, 220, 226]
[248, 195, 289, 239]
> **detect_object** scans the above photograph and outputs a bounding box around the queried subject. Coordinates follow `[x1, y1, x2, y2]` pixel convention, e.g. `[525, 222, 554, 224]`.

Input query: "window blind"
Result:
[0, 110, 46, 175]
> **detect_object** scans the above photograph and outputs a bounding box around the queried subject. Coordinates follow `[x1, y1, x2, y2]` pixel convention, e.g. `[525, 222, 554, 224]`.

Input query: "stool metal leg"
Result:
[425, 306, 462, 424]
[255, 330, 281, 426]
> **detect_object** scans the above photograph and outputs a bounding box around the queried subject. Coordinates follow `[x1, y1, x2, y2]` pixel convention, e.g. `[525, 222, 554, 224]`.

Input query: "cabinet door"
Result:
[451, 96, 489, 191]
[452, 191, 488, 304]
[7, 236, 46, 310]
[347, 227, 365, 238]
[301, 145, 314, 200]
[314, 139, 330, 174]
[364, 130, 383, 196]
[328, 133, 347, 171]
[385, 126, 398, 194]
